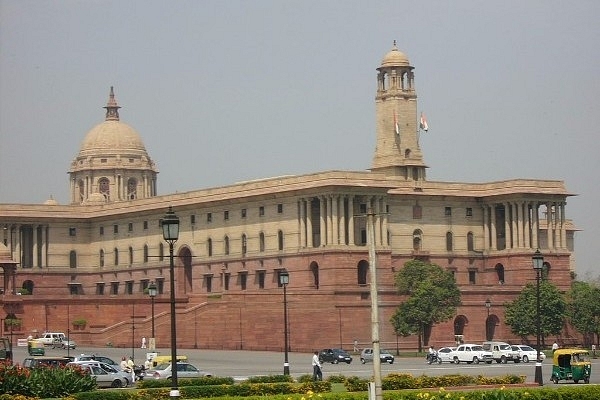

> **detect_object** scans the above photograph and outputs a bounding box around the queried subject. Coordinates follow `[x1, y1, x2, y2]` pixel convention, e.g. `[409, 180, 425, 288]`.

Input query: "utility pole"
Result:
[367, 203, 382, 400]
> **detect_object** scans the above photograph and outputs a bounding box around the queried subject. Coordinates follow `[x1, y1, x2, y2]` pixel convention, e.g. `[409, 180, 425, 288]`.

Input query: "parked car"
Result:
[22, 356, 71, 368]
[54, 337, 76, 349]
[318, 348, 353, 364]
[147, 362, 212, 380]
[72, 354, 120, 367]
[511, 344, 546, 363]
[68, 361, 129, 388]
[437, 347, 458, 363]
[453, 344, 493, 364]
[482, 341, 521, 363]
[360, 348, 394, 364]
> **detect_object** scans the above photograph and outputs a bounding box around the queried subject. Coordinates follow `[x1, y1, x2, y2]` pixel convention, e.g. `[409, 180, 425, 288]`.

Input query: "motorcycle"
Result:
[133, 364, 146, 381]
[426, 351, 442, 365]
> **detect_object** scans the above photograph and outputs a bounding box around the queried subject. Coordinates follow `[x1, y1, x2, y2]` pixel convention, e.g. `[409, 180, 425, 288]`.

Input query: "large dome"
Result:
[380, 42, 410, 68]
[78, 120, 147, 157]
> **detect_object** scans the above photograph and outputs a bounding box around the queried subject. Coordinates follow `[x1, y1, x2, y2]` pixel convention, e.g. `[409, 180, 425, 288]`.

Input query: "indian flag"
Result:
[420, 112, 429, 132]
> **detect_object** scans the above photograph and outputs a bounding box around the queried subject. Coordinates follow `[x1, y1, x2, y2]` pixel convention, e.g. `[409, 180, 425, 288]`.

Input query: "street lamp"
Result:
[148, 281, 157, 350]
[485, 298, 492, 340]
[162, 206, 180, 398]
[279, 269, 290, 375]
[532, 249, 544, 386]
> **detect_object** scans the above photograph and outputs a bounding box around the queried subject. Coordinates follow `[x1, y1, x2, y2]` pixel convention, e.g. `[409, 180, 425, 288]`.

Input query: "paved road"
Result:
[12, 344, 600, 386]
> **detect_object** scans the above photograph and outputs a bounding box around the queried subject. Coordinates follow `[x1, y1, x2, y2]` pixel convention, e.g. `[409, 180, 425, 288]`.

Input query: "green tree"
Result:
[567, 281, 600, 345]
[504, 280, 566, 345]
[390, 260, 461, 351]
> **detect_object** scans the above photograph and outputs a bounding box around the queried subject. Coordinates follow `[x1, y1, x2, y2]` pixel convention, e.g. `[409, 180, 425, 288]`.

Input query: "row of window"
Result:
[67, 204, 471, 237]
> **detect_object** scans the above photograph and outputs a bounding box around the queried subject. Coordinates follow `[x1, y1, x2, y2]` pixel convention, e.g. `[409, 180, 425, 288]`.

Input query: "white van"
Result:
[39, 332, 66, 346]
[482, 341, 521, 363]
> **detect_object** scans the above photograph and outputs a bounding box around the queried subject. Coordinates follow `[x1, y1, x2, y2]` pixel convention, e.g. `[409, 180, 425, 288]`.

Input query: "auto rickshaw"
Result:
[27, 338, 46, 356]
[550, 348, 591, 384]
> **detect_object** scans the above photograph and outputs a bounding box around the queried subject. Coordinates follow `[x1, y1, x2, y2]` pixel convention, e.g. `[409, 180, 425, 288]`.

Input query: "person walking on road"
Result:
[312, 351, 323, 381]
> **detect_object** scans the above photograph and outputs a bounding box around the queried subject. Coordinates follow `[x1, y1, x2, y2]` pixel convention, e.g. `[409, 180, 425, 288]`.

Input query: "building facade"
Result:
[0, 43, 576, 352]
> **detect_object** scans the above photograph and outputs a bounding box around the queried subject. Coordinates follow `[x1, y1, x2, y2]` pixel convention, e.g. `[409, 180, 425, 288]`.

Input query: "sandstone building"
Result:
[0, 43, 576, 352]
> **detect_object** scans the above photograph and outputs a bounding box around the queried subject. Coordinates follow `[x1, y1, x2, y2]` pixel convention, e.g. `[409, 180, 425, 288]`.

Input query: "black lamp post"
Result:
[279, 269, 290, 375]
[485, 298, 492, 340]
[162, 206, 180, 398]
[532, 249, 544, 386]
[148, 281, 157, 350]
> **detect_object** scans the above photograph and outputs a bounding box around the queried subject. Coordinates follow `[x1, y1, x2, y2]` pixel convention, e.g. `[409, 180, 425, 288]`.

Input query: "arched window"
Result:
[278, 230, 284, 251]
[241, 234, 247, 256]
[542, 262, 551, 280]
[159, 243, 164, 261]
[69, 250, 77, 268]
[22, 280, 34, 295]
[224, 236, 230, 255]
[357, 260, 369, 285]
[114, 248, 119, 266]
[495, 263, 505, 285]
[99, 249, 105, 267]
[98, 177, 110, 200]
[143, 245, 149, 263]
[207, 238, 213, 257]
[467, 232, 474, 251]
[127, 178, 137, 200]
[259, 232, 265, 252]
[311, 262, 319, 289]
[77, 180, 85, 202]
[413, 229, 423, 251]
[446, 232, 453, 251]
[129, 246, 134, 266]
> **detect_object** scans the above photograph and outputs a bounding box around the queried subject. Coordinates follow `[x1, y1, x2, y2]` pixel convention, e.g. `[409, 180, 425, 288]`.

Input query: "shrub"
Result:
[0, 363, 96, 397]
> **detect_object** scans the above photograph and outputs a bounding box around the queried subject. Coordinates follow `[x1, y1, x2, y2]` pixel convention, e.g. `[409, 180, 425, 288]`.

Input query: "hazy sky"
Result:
[1, 1, 598, 278]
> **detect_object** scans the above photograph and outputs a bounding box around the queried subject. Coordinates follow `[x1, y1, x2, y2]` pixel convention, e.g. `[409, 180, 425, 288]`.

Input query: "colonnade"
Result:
[482, 200, 567, 251]
[297, 195, 388, 249]
[70, 172, 156, 204]
[3, 224, 47, 268]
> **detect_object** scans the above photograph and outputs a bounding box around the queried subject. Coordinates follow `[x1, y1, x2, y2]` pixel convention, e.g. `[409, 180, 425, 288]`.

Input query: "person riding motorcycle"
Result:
[427, 346, 435, 363]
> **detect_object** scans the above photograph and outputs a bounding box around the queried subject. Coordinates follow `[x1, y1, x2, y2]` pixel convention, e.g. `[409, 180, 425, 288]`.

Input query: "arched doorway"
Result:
[179, 247, 193, 293]
[486, 314, 499, 341]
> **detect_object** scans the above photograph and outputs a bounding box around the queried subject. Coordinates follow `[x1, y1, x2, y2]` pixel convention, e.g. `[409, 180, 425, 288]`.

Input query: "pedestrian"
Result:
[127, 356, 135, 382]
[552, 341, 559, 353]
[312, 351, 323, 381]
[353, 339, 358, 353]
[141, 337, 147, 348]
[120, 356, 129, 372]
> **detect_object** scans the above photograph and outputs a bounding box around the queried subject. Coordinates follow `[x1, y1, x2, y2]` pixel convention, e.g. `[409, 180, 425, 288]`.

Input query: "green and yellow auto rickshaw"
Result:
[550, 348, 591, 384]
[27, 338, 45, 356]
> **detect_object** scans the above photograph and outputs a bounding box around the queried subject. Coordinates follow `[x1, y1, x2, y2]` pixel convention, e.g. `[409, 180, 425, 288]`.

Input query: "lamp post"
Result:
[279, 269, 290, 375]
[162, 206, 180, 398]
[485, 298, 491, 340]
[148, 281, 157, 350]
[532, 249, 544, 386]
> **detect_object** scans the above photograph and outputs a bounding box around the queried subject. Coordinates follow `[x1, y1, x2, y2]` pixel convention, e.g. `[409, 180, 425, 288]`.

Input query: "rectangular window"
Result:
[224, 211, 229, 221]
[125, 281, 133, 295]
[258, 271, 265, 289]
[113, 224, 118, 234]
[468, 270, 476, 284]
[413, 205, 422, 219]
[359, 203, 367, 214]
[445, 207, 452, 216]
[466, 207, 473, 217]
[96, 283, 105, 295]
[360, 229, 367, 244]
[100, 226, 104, 235]
[140, 279, 149, 293]
[259, 206, 265, 216]
[143, 220, 148, 230]
[69, 284, 80, 295]
[241, 209, 247, 218]
[191, 215, 196, 224]
[224, 273, 230, 290]
[207, 213, 212, 223]
[69, 228, 76, 237]
[240, 273, 247, 290]
[110, 282, 119, 295]
[128, 223, 133, 232]
[157, 279, 165, 294]
[206, 276, 212, 293]
[277, 204, 283, 214]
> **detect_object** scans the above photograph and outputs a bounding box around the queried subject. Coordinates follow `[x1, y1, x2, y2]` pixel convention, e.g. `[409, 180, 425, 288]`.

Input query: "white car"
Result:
[511, 345, 546, 363]
[453, 344, 493, 364]
[147, 362, 212, 380]
[68, 361, 130, 388]
[437, 347, 458, 363]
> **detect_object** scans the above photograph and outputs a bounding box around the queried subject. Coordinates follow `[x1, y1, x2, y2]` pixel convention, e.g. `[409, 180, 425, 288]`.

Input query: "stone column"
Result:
[546, 202, 553, 250]
[306, 199, 313, 248]
[319, 197, 326, 247]
[348, 196, 355, 246]
[299, 199, 306, 248]
[339, 196, 347, 245]
[482, 205, 489, 250]
[490, 206, 497, 250]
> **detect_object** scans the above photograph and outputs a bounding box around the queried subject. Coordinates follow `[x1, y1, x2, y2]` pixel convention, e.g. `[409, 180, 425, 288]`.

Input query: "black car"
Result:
[318, 348, 353, 364]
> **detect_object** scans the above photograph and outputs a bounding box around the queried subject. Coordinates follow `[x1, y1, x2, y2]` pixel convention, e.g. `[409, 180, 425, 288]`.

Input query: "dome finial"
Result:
[104, 86, 121, 121]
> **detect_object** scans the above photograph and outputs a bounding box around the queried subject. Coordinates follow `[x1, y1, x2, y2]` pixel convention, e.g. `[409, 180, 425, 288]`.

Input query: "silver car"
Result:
[147, 362, 212, 380]
[68, 361, 130, 388]
[360, 348, 395, 364]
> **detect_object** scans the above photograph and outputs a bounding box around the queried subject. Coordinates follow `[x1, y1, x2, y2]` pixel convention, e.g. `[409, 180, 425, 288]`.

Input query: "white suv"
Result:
[38, 332, 66, 346]
[482, 341, 521, 364]
[453, 344, 493, 364]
